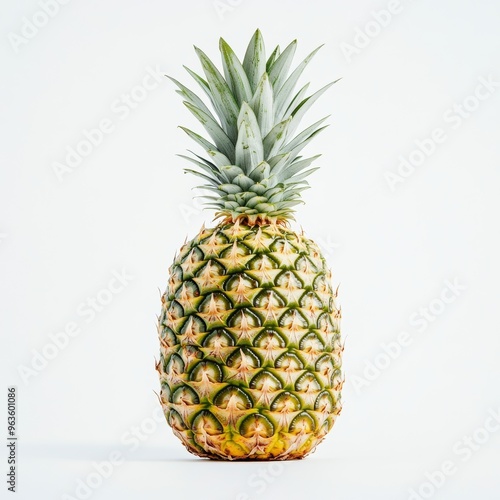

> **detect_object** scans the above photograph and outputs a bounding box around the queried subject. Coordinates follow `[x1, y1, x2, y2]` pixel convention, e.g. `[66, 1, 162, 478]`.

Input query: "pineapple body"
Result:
[157, 30, 343, 460]
[157, 221, 342, 460]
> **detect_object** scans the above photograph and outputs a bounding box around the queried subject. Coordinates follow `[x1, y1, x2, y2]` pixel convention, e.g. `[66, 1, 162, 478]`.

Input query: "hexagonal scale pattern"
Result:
[157, 221, 342, 460]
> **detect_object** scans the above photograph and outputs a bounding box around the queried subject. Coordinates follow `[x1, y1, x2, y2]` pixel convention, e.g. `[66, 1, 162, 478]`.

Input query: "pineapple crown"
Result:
[170, 29, 339, 225]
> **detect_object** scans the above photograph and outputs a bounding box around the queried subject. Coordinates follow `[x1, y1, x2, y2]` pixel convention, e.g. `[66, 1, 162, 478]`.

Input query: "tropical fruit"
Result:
[156, 30, 342, 460]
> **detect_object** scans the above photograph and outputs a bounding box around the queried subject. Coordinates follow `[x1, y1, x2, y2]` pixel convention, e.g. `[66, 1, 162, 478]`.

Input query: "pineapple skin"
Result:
[157, 220, 342, 460]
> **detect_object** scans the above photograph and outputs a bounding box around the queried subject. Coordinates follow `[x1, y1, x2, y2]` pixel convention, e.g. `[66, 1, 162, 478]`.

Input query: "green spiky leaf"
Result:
[220, 37, 253, 105]
[170, 32, 337, 221]
[242, 29, 266, 93]
[184, 102, 235, 161]
[250, 72, 274, 137]
[268, 40, 297, 91]
[235, 102, 264, 172]
[194, 46, 239, 141]
[274, 45, 323, 120]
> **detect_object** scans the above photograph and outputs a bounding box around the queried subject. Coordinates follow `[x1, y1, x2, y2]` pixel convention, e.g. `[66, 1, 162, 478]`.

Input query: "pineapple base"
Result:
[157, 221, 342, 460]
[170, 422, 334, 461]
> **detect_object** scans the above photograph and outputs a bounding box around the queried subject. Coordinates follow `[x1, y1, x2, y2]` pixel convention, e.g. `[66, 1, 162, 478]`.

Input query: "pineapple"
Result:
[156, 30, 342, 461]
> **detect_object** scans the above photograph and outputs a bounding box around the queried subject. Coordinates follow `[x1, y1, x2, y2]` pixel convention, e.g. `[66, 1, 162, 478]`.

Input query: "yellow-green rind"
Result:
[157, 221, 342, 460]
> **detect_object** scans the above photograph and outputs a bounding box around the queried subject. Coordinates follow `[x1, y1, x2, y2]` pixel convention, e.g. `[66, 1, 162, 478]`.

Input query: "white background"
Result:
[1, 0, 500, 499]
